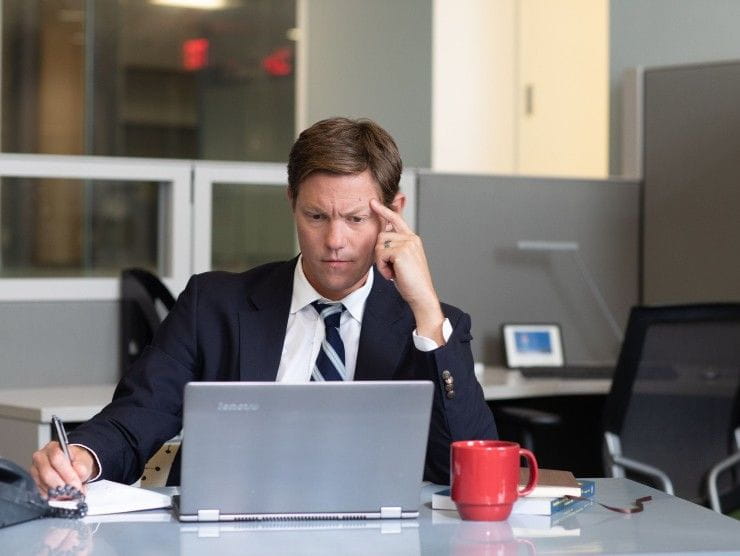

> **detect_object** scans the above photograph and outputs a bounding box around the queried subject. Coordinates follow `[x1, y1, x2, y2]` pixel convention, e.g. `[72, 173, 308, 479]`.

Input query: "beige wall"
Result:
[432, 0, 516, 173]
[432, 0, 609, 178]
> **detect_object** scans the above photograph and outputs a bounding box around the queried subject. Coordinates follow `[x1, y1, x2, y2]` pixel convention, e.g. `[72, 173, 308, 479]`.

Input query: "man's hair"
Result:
[287, 117, 402, 206]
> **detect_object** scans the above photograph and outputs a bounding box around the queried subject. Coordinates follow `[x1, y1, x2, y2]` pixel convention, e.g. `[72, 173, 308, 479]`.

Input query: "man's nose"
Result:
[325, 219, 346, 251]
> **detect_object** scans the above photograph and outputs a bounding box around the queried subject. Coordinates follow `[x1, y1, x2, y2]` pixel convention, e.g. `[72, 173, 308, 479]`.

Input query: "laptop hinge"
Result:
[380, 506, 402, 519]
[197, 509, 221, 521]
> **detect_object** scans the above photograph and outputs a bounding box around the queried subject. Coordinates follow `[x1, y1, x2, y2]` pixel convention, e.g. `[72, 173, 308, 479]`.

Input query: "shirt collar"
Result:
[290, 255, 374, 323]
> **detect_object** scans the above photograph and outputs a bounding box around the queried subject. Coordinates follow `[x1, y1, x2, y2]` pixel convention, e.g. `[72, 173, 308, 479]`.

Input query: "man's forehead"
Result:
[296, 172, 382, 202]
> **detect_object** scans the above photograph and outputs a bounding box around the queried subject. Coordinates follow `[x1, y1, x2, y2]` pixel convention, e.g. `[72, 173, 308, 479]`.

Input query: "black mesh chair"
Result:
[120, 268, 176, 375]
[602, 303, 740, 513]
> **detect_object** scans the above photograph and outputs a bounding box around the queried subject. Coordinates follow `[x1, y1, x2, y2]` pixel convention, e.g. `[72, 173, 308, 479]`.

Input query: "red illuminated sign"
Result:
[183, 38, 209, 71]
[262, 46, 292, 77]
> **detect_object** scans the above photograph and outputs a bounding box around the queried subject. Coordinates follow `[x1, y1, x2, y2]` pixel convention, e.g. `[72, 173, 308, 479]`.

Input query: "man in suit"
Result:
[31, 117, 497, 492]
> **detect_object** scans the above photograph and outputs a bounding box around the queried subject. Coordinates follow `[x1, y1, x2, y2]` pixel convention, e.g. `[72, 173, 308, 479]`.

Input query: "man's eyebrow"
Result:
[301, 205, 326, 214]
[300, 203, 375, 216]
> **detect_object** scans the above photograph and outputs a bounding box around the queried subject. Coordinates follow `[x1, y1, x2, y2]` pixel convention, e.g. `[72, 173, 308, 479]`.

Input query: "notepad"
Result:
[519, 468, 581, 498]
[49, 480, 172, 516]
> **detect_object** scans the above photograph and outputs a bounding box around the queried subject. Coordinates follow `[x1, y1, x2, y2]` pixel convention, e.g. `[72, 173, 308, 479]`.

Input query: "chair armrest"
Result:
[495, 406, 561, 427]
[707, 451, 740, 513]
[494, 406, 562, 451]
[611, 454, 674, 495]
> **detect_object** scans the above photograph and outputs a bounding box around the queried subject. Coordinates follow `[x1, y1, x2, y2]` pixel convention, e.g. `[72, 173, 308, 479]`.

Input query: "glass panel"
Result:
[0, 177, 163, 277]
[1, 0, 86, 154]
[2, 0, 296, 161]
[211, 183, 295, 272]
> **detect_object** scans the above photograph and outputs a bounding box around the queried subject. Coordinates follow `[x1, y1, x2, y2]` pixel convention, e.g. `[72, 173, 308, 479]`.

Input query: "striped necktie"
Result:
[311, 301, 346, 381]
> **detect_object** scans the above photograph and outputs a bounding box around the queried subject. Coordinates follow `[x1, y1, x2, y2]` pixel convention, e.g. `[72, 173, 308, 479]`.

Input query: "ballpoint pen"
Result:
[51, 414, 71, 462]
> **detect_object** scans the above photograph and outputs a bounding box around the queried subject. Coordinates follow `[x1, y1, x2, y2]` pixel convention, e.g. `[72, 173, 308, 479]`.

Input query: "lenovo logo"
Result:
[217, 402, 260, 412]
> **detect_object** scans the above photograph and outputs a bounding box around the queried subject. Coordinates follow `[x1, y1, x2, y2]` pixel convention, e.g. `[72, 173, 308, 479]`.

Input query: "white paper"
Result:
[49, 480, 172, 516]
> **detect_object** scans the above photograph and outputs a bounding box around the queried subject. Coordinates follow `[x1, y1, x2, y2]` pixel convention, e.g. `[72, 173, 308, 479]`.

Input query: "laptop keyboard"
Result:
[518, 365, 614, 380]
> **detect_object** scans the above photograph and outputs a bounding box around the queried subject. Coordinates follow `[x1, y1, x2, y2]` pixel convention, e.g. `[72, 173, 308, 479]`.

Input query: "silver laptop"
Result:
[175, 381, 433, 522]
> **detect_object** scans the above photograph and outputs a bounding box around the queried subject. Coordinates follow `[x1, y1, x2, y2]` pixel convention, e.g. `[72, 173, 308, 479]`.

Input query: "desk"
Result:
[0, 373, 608, 468]
[0, 479, 738, 554]
[480, 366, 611, 400]
[0, 384, 116, 467]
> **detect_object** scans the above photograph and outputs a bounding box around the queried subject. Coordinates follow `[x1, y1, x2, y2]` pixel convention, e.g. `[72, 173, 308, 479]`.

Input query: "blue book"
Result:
[512, 482, 594, 515]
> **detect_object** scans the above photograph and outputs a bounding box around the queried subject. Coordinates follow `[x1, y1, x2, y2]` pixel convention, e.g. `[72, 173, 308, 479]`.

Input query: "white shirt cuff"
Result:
[412, 318, 452, 352]
[71, 443, 102, 482]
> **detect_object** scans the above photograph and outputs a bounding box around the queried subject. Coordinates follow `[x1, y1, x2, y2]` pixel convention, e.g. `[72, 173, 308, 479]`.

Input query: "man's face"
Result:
[291, 170, 387, 300]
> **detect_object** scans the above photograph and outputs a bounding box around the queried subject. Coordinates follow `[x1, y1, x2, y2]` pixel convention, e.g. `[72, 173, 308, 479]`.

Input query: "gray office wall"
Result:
[0, 301, 118, 388]
[609, 0, 740, 175]
[642, 60, 740, 304]
[418, 174, 640, 366]
[304, 0, 432, 167]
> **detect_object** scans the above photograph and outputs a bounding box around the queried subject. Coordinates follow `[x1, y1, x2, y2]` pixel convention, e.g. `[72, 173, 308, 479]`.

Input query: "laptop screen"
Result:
[178, 381, 433, 521]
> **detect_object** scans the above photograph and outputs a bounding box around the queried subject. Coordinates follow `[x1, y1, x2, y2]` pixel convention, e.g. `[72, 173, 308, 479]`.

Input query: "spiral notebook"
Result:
[174, 381, 434, 522]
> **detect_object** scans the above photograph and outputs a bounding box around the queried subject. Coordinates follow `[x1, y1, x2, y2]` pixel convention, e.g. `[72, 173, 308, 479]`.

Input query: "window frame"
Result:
[0, 153, 192, 301]
[0, 155, 418, 301]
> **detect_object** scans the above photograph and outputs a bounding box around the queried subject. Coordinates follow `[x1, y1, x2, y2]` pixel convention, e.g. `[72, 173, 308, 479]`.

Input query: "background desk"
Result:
[0, 373, 609, 470]
[479, 366, 611, 400]
[0, 384, 115, 467]
[0, 479, 738, 554]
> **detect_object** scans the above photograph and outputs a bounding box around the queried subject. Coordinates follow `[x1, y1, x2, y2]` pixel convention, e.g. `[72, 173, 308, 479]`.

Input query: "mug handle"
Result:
[517, 449, 539, 496]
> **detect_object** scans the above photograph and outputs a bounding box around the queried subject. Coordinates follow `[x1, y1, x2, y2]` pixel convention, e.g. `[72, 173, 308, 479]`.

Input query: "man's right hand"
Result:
[30, 442, 97, 496]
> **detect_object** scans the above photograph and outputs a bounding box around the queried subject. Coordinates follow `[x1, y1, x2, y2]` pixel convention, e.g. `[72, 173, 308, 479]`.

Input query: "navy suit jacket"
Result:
[71, 258, 497, 485]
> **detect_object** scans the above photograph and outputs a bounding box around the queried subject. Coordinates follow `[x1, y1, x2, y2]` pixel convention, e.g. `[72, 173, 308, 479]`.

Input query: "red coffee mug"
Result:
[450, 440, 539, 521]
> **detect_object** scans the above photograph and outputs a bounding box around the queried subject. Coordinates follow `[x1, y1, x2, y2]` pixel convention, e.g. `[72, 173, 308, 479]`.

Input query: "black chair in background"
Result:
[602, 303, 740, 513]
[120, 268, 176, 375]
[492, 405, 562, 452]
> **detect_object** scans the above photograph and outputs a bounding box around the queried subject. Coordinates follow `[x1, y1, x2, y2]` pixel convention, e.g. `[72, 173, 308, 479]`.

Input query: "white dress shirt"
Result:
[276, 256, 451, 382]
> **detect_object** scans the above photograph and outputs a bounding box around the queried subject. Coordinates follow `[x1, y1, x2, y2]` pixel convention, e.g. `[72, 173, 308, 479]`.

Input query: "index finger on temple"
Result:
[370, 199, 410, 233]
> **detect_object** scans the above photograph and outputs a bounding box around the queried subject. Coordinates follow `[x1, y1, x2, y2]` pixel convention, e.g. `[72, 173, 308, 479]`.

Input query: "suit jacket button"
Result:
[441, 370, 451, 380]
[444, 383, 454, 392]
[446, 390, 455, 399]
[443, 376, 454, 385]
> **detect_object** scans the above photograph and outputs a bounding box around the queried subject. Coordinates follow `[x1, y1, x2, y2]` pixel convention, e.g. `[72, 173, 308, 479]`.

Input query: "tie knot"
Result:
[312, 301, 344, 328]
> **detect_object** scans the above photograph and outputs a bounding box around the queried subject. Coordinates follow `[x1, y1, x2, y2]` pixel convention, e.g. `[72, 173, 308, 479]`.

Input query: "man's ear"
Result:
[390, 192, 406, 213]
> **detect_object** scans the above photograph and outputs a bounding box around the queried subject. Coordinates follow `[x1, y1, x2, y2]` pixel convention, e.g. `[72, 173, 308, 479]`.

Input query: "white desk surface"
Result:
[0, 384, 116, 423]
[0, 479, 738, 554]
[480, 366, 610, 400]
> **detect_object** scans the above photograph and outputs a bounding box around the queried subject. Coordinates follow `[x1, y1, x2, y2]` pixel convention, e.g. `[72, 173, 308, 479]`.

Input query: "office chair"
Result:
[120, 267, 176, 375]
[492, 405, 562, 452]
[120, 268, 180, 486]
[602, 303, 740, 513]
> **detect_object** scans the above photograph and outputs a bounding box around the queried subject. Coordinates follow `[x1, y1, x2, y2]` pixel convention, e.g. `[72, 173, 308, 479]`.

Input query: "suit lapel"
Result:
[354, 269, 412, 381]
[238, 258, 296, 381]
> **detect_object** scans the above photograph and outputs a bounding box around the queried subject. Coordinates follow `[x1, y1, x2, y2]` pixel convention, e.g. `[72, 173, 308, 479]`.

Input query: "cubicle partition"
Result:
[417, 173, 640, 367]
[640, 60, 740, 304]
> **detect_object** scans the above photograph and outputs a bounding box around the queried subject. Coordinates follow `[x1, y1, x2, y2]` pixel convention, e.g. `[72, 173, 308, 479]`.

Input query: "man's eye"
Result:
[349, 216, 365, 224]
[309, 213, 324, 221]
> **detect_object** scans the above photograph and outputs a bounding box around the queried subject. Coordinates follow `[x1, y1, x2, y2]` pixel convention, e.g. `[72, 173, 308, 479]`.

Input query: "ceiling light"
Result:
[150, 0, 232, 10]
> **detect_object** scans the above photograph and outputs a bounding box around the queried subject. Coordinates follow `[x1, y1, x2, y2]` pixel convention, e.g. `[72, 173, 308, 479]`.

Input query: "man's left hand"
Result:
[370, 199, 445, 344]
